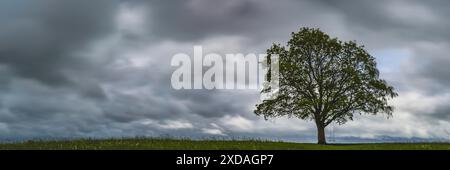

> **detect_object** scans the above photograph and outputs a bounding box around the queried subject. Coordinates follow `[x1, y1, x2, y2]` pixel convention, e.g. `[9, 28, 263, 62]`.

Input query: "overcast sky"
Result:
[0, 0, 449, 142]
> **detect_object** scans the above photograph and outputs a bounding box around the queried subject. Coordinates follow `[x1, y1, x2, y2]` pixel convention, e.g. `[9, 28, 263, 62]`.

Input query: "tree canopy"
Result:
[254, 28, 398, 144]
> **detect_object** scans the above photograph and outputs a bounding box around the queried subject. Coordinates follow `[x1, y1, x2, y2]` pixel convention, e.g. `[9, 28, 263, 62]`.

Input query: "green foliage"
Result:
[255, 28, 397, 133]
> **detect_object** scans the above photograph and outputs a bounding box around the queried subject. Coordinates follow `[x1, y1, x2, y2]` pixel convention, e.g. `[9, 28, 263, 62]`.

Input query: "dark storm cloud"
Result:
[0, 0, 118, 86]
[0, 0, 121, 139]
[433, 105, 450, 120]
[0, 0, 449, 140]
[410, 43, 450, 93]
[128, 0, 265, 41]
[317, 0, 450, 41]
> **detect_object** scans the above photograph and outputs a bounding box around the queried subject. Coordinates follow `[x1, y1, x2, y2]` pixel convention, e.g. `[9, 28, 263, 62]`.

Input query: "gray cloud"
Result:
[143, 0, 265, 41]
[0, 0, 118, 86]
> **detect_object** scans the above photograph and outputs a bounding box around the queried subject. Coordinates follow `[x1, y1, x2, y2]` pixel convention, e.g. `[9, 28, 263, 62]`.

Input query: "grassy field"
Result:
[0, 138, 449, 150]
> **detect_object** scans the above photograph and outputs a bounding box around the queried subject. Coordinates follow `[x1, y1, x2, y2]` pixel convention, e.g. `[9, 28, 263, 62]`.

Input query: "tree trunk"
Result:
[316, 123, 327, 144]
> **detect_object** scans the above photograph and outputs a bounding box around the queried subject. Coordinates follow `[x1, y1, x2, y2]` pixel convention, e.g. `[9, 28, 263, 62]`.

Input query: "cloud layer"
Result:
[0, 0, 449, 142]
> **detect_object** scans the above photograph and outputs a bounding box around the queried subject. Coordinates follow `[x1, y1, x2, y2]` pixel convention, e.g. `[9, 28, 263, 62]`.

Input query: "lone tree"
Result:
[255, 28, 397, 144]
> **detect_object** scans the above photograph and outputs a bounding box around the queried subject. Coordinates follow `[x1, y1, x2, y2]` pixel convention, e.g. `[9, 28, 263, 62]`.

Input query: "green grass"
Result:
[0, 138, 449, 150]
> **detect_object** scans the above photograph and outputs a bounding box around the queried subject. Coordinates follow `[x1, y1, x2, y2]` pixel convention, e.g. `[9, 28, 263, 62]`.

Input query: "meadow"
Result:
[0, 138, 449, 150]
